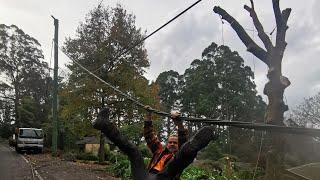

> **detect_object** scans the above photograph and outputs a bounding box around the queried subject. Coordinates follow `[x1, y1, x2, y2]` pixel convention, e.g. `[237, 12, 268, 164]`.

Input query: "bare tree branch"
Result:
[272, 0, 282, 29]
[272, 0, 291, 53]
[213, 6, 269, 66]
[244, 3, 273, 51]
[250, 0, 255, 10]
[282, 8, 291, 24]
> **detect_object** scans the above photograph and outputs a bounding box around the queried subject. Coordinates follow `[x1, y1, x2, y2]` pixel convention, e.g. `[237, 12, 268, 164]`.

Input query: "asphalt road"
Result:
[0, 142, 33, 180]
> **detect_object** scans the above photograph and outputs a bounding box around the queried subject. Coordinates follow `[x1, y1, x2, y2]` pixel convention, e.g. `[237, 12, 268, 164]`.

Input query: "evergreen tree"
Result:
[0, 24, 50, 127]
[62, 4, 156, 160]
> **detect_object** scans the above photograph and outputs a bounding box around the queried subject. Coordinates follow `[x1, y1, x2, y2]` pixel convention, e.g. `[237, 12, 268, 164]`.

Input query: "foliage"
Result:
[198, 142, 224, 161]
[181, 166, 223, 180]
[180, 42, 265, 120]
[155, 70, 181, 137]
[290, 91, 320, 127]
[17, 96, 38, 128]
[0, 24, 50, 127]
[60, 3, 159, 154]
[138, 144, 152, 158]
[0, 99, 14, 138]
[106, 151, 132, 179]
[155, 42, 266, 163]
[106, 150, 149, 179]
[182, 160, 265, 180]
[120, 121, 143, 145]
[76, 152, 98, 161]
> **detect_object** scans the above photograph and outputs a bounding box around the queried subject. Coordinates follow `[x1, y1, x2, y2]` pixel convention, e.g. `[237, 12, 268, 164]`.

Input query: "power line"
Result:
[93, 0, 203, 73]
[55, 41, 320, 137]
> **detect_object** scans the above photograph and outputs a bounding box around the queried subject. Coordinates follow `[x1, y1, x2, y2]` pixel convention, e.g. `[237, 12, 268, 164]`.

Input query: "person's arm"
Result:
[143, 108, 162, 153]
[171, 111, 188, 148]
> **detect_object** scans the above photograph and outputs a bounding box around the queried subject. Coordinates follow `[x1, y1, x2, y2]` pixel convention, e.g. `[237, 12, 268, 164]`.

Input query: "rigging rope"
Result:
[52, 0, 320, 137]
[93, 0, 203, 73]
[56, 42, 320, 137]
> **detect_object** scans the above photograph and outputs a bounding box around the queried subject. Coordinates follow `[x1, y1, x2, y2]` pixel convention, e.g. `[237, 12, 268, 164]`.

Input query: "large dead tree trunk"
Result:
[213, 0, 291, 179]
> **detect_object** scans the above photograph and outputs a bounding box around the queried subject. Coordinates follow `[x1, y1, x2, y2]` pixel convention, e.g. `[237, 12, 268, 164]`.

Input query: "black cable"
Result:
[94, 0, 203, 72]
[58, 42, 320, 138]
[194, 120, 320, 137]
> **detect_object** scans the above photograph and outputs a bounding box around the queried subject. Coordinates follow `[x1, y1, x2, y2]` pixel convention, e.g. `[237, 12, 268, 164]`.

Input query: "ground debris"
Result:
[25, 153, 119, 180]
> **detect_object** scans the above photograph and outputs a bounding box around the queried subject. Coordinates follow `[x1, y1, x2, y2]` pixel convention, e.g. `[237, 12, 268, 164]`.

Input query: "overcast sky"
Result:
[1, 0, 319, 111]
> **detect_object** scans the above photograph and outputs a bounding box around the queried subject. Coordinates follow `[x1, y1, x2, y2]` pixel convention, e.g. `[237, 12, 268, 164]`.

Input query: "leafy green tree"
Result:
[181, 43, 265, 121]
[62, 4, 156, 161]
[181, 58, 218, 118]
[155, 70, 181, 137]
[0, 99, 14, 138]
[0, 24, 50, 127]
[155, 42, 266, 162]
[18, 96, 38, 128]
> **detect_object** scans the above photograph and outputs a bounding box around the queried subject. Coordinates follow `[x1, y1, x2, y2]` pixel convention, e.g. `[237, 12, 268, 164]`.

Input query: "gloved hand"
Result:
[171, 110, 182, 127]
[144, 105, 152, 120]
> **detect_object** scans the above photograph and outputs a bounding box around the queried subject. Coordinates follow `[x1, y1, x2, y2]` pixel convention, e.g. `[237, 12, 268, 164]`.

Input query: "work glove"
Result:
[171, 110, 182, 126]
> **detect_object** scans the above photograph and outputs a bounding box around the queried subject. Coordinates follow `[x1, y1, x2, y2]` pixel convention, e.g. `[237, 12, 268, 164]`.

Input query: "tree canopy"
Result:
[61, 4, 157, 151]
[0, 24, 50, 129]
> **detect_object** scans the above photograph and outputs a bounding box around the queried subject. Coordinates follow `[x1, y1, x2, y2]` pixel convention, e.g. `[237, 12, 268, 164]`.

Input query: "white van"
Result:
[15, 128, 44, 153]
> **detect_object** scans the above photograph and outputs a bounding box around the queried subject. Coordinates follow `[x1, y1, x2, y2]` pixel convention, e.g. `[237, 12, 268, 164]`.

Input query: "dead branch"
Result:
[213, 6, 269, 66]
[93, 108, 147, 180]
[272, 0, 291, 51]
[244, 1, 273, 51]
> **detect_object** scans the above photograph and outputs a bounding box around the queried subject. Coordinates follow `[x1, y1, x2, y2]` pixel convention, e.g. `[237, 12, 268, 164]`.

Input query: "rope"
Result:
[56, 40, 320, 137]
[253, 131, 264, 180]
[61, 30, 320, 137]
[93, 0, 203, 73]
[250, 21, 260, 180]
[58, 44, 145, 108]
[49, 10, 320, 139]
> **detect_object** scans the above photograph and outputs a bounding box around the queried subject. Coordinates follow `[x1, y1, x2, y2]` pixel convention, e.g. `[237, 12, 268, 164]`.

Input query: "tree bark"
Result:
[98, 131, 105, 162]
[213, 1, 291, 179]
[99, 94, 106, 162]
[93, 108, 147, 180]
[13, 82, 20, 127]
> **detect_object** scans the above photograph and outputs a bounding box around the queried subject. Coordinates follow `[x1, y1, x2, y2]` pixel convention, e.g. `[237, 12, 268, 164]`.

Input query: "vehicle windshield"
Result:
[19, 129, 43, 139]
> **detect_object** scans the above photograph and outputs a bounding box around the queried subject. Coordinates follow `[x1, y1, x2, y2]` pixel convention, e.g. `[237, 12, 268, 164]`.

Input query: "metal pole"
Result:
[51, 16, 59, 156]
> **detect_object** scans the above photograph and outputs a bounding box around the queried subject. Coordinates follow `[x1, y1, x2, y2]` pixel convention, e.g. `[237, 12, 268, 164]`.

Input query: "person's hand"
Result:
[171, 110, 182, 127]
[144, 105, 152, 120]
[171, 110, 181, 119]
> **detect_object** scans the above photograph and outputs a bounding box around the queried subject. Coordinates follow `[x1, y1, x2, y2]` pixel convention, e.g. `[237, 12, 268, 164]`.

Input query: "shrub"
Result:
[138, 144, 152, 158]
[198, 142, 224, 161]
[107, 158, 131, 179]
[76, 152, 98, 161]
[181, 166, 218, 180]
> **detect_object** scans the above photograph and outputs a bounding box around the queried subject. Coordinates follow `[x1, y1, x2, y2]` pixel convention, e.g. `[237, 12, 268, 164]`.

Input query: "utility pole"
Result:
[51, 16, 59, 156]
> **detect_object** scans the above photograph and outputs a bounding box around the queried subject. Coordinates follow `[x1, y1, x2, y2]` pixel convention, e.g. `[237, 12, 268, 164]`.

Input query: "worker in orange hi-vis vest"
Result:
[143, 107, 188, 180]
